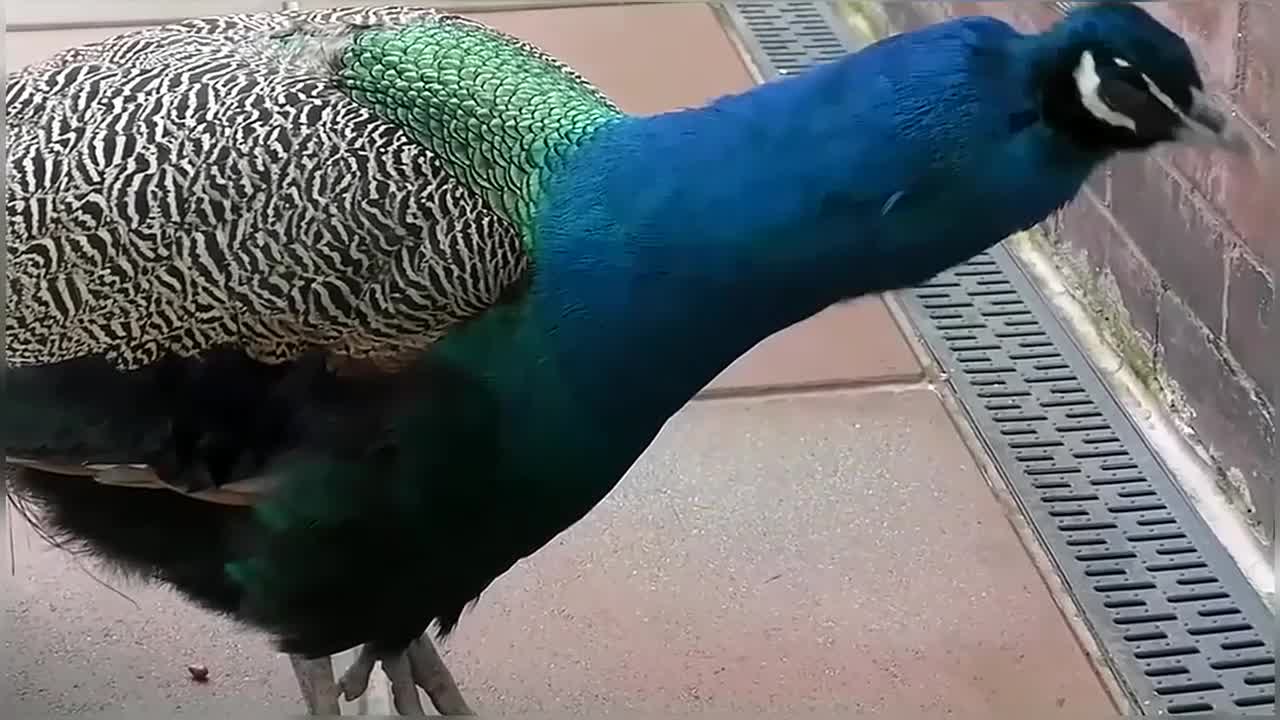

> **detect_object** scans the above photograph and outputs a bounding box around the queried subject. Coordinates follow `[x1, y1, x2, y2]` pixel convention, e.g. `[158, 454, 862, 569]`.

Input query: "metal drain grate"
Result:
[720, 3, 1276, 716]
[722, 1, 863, 77]
[903, 249, 1276, 716]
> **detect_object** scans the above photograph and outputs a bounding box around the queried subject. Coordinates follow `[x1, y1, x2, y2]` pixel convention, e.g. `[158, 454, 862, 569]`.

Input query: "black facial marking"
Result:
[1094, 65, 1184, 142]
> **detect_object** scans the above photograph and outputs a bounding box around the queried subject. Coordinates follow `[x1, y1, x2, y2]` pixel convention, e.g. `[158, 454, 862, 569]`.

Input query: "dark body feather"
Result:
[9, 348, 530, 656]
[6, 5, 619, 658]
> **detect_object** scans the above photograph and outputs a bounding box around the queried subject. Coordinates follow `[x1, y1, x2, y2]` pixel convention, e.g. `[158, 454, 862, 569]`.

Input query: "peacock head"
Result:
[1037, 1, 1252, 157]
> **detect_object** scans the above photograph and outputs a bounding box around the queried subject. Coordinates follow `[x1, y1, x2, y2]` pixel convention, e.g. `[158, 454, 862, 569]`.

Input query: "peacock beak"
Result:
[1178, 87, 1254, 157]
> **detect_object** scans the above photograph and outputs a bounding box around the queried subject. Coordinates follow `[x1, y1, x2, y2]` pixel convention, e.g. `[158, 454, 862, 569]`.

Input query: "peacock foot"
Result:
[289, 634, 472, 715]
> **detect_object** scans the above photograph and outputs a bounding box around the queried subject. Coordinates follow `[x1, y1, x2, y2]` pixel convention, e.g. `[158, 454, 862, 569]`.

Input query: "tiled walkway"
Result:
[6, 3, 1121, 716]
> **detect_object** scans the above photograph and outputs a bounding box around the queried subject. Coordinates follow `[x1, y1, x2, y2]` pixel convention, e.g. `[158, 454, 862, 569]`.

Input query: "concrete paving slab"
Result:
[707, 299, 924, 394]
[440, 389, 1116, 717]
[7, 388, 1116, 717]
[477, 3, 759, 115]
[4, 513, 303, 715]
[3, 511, 379, 715]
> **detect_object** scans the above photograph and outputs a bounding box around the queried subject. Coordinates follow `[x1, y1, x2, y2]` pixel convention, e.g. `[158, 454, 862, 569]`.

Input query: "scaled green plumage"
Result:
[336, 19, 623, 231]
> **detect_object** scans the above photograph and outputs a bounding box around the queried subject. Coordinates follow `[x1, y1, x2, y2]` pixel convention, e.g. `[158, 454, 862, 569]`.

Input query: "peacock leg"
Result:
[406, 635, 473, 714]
[337, 632, 473, 715]
[288, 653, 342, 714]
[381, 653, 428, 715]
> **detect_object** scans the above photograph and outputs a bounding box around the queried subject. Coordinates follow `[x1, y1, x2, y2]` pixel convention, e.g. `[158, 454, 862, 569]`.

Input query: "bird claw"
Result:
[338, 644, 378, 701]
[311, 633, 472, 716]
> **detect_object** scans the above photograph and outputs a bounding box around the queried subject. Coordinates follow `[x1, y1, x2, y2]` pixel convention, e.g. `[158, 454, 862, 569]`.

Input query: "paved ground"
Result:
[5, 3, 1121, 717]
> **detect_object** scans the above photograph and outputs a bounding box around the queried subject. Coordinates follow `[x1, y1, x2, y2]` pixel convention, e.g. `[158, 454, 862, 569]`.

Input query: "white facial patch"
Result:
[1139, 72, 1183, 116]
[1072, 50, 1137, 130]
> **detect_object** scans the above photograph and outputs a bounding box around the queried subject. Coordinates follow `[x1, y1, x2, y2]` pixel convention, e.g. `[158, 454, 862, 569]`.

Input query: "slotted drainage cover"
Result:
[723, 1, 863, 76]
[722, 2, 1276, 716]
[903, 248, 1276, 716]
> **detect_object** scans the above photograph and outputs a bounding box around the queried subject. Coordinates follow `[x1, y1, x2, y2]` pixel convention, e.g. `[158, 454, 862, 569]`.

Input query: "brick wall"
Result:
[883, 1, 1278, 543]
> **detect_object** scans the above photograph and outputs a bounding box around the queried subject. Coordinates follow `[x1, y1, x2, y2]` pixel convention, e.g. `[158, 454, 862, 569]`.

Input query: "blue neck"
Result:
[529, 48, 1100, 434]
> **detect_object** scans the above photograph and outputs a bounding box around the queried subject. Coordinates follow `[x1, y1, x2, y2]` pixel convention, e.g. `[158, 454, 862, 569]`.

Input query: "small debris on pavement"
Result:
[187, 664, 210, 682]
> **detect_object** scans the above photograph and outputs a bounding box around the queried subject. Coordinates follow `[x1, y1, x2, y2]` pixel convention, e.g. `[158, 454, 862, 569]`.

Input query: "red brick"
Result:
[1109, 154, 1228, 333]
[946, 2, 996, 18]
[1238, 0, 1275, 135]
[1057, 191, 1162, 344]
[1168, 141, 1274, 268]
[1145, 1, 1241, 93]
[1108, 231, 1164, 347]
[1158, 291, 1277, 537]
[1058, 193, 1110, 270]
[1270, 1, 1280, 130]
[1226, 251, 1279, 408]
[943, 2, 1060, 31]
[1000, 3, 1061, 33]
[1087, 166, 1110, 207]
[1268, 148, 1280, 278]
[883, 2, 945, 33]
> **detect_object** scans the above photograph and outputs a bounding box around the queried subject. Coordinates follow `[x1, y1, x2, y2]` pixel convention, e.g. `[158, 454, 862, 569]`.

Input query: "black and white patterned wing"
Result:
[6, 6, 530, 372]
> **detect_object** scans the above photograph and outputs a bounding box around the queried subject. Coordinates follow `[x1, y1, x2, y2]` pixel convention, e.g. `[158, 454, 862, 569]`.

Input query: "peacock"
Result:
[5, 2, 1251, 715]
